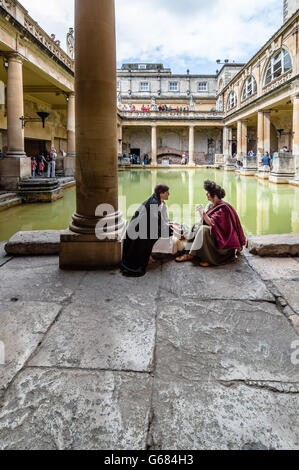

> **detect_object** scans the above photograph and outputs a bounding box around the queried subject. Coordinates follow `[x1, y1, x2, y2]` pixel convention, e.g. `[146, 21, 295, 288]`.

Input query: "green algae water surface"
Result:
[0, 169, 298, 241]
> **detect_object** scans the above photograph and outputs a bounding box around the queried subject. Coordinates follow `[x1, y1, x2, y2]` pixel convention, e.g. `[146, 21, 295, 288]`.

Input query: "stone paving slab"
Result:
[246, 257, 299, 280]
[0, 264, 86, 303]
[0, 368, 151, 450]
[272, 280, 299, 315]
[149, 380, 299, 450]
[28, 269, 161, 372]
[160, 257, 274, 301]
[155, 297, 299, 382]
[0, 301, 61, 399]
[29, 299, 156, 372]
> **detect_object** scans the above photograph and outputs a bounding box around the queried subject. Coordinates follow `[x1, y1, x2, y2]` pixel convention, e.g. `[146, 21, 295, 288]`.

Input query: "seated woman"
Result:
[120, 184, 173, 277]
[176, 180, 246, 267]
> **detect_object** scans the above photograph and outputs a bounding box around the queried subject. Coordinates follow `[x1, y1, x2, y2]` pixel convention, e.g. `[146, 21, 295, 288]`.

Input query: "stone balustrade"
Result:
[119, 110, 224, 120]
[0, 0, 74, 72]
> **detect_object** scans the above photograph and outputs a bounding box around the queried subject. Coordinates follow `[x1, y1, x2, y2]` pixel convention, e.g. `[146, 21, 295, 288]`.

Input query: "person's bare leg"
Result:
[148, 255, 157, 265]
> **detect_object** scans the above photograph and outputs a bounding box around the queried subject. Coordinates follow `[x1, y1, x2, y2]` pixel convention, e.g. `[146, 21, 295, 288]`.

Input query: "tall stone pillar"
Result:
[263, 111, 271, 155]
[0, 53, 30, 190]
[64, 93, 76, 177]
[188, 125, 195, 166]
[60, 0, 125, 269]
[237, 120, 242, 158]
[151, 125, 157, 166]
[292, 95, 299, 177]
[241, 120, 247, 157]
[257, 111, 264, 165]
[223, 126, 230, 157]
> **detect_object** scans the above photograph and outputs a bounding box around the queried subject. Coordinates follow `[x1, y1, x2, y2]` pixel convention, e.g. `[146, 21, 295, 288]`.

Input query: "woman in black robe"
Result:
[120, 184, 172, 277]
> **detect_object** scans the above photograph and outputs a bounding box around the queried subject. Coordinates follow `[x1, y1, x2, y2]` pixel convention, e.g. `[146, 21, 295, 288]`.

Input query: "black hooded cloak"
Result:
[120, 193, 172, 277]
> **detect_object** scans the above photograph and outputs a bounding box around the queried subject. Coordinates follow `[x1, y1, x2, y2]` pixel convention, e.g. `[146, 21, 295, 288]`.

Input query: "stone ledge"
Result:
[5, 230, 67, 256]
[247, 234, 299, 257]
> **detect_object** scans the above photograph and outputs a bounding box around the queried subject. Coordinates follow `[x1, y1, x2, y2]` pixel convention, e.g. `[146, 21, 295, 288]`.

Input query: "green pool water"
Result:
[0, 169, 298, 241]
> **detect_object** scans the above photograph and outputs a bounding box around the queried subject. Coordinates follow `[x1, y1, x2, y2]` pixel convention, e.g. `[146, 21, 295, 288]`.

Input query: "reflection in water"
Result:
[0, 170, 298, 241]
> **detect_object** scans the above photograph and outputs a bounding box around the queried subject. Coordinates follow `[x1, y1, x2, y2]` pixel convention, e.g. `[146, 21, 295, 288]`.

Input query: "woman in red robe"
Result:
[176, 180, 246, 266]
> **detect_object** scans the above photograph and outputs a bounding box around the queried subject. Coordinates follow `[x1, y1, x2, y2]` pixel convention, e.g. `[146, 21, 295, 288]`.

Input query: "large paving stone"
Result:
[155, 297, 299, 382]
[0, 301, 61, 399]
[246, 257, 299, 281]
[5, 231, 66, 256]
[0, 368, 151, 450]
[28, 269, 161, 372]
[247, 234, 299, 257]
[0, 263, 86, 303]
[149, 380, 299, 450]
[160, 257, 274, 301]
[272, 280, 299, 315]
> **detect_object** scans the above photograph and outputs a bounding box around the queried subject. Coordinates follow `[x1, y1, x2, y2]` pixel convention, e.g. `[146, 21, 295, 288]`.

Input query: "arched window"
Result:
[227, 91, 237, 110]
[242, 76, 257, 101]
[264, 49, 292, 85]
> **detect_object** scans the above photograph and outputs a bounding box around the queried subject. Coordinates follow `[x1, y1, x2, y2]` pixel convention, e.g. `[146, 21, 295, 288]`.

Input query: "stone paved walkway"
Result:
[0, 243, 298, 450]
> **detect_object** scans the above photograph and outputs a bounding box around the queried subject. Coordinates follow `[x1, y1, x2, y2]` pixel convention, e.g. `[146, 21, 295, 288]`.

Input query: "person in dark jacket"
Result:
[120, 184, 172, 277]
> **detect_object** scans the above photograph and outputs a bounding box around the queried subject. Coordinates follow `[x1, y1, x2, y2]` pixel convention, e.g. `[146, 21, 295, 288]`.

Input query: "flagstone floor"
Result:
[0, 242, 298, 450]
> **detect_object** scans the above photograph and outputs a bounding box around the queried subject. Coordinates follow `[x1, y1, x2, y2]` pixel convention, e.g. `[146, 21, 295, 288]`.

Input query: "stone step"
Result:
[5, 230, 67, 255]
[0, 197, 22, 213]
[0, 192, 18, 203]
[247, 234, 299, 257]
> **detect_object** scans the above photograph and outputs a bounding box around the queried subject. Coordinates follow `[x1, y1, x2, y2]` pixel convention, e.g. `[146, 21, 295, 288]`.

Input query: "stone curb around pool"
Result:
[4, 230, 299, 258]
[5, 230, 66, 256]
[247, 234, 299, 257]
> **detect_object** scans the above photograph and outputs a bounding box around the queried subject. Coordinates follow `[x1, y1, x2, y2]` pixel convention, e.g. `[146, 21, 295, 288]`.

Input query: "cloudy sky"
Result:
[20, 0, 283, 74]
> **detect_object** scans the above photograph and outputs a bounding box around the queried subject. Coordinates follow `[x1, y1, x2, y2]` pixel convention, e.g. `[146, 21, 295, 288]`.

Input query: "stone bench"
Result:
[5, 230, 67, 256]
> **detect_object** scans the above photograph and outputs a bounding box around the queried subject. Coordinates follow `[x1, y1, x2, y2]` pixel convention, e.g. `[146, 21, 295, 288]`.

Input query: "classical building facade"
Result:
[0, 0, 75, 189]
[0, 0, 299, 190]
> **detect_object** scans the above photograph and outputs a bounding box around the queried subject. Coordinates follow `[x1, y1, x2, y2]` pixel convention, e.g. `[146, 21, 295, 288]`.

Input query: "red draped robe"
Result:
[206, 202, 246, 251]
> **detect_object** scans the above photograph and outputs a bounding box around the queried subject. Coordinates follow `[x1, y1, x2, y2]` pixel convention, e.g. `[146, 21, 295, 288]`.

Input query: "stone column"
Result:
[263, 111, 271, 155]
[257, 111, 264, 165]
[64, 93, 76, 177]
[0, 53, 30, 190]
[117, 124, 122, 156]
[237, 120, 242, 158]
[241, 120, 247, 157]
[188, 125, 195, 166]
[292, 95, 299, 177]
[223, 126, 230, 157]
[151, 125, 157, 166]
[60, 0, 125, 269]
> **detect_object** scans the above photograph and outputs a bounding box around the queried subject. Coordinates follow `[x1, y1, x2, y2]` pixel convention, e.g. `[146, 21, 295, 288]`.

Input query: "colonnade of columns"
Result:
[0, 53, 76, 188]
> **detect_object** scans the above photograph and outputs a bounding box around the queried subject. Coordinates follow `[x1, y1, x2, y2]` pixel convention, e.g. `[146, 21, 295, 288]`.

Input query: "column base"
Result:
[240, 168, 258, 176]
[269, 173, 296, 184]
[64, 154, 76, 177]
[60, 231, 122, 270]
[187, 162, 196, 167]
[0, 156, 31, 190]
[150, 163, 157, 168]
[256, 171, 270, 180]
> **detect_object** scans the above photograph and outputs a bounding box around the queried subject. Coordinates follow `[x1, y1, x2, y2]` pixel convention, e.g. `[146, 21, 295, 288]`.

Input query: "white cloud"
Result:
[19, 0, 283, 73]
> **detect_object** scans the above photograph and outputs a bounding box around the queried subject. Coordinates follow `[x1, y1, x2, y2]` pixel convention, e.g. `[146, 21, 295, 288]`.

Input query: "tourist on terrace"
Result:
[31, 157, 37, 179]
[49, 147, 57, 178]
[262, 152, 271, 168]
[176, 180, 246, 267]
[0, 149, 4, 159]
[120, 184, 173, 277]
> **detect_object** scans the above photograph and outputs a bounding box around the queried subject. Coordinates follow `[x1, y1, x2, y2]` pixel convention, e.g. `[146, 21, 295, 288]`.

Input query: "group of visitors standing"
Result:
[31, 148, 57, 178]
